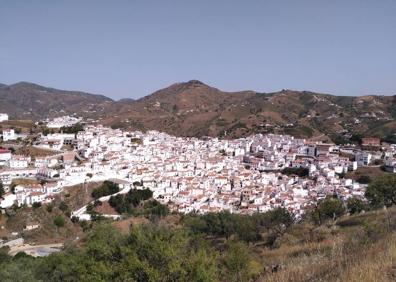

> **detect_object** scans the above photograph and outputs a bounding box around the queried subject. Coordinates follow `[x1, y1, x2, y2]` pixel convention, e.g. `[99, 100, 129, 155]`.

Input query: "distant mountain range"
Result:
[0, 82, 112, 119]
[1, 80, 396, 141]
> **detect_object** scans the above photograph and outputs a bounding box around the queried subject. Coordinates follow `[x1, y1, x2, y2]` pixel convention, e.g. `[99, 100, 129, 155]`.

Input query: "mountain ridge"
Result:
[1, 80, 395, 140]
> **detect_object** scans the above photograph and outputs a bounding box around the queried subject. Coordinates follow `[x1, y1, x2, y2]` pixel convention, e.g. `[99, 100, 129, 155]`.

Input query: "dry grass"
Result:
[11, 178, 40, 186]
[113, 217, 150, 234]
[58, 182, 102, 210]
[15, 146, 60, 157]
[346, 166, 390, 181]
[258, 208, 396, 282]
[341, 235, 396, 282]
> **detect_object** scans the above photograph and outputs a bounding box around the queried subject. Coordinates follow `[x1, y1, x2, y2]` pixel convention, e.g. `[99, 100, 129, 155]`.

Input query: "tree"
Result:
[60, 123, 83, 134]
[32, 202, 41, 209]
[347, 197, 366, 214]
[91, 181, 120, 199]
[53, 216, 65, 228]
[46, 204, 54, 213]
[282, 167, 309, 177]
[356, 175, 371, 184]
[222, 241, 251, 282]
[312, 196, 345, 224]
[58, 201, 69, 213]
[0, 181, 5, 198]
[365, 175, 396, 208]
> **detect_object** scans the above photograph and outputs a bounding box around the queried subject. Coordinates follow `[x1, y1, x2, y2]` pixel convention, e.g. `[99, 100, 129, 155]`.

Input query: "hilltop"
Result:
[1, 80, 396, 140]
[101, 80, 396, 140]
[0, 82, 112, 120]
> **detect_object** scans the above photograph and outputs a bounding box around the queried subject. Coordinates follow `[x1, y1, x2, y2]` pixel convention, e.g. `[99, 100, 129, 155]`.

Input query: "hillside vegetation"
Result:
[1, 175, 396, 281]
[1, 80, 396, 139]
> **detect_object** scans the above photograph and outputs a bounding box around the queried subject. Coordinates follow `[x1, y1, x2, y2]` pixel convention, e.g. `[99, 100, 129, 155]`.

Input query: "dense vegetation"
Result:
[60, 123, 84, 134]
[0, 180, 5, 198]
[0, 175, 396, 281]
[91, 181, 120, 199]
[0, 223, 262, 282]
[183, 208, 293, 244]
[108, 188, 153, 214]
[281, 167, 309, 177]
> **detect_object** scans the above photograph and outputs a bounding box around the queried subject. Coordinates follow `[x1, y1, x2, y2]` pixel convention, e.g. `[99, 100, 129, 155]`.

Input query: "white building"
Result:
[46, 116, 81, 128]
[9, 156, 31, 169]
[355, 151, 372, 166]
[385, 158, 396, 173]
[0, 113, 8, 122]
[2, 129, 16, 141]
[0, 193, 16, 208]
[0, 149, 12, 165]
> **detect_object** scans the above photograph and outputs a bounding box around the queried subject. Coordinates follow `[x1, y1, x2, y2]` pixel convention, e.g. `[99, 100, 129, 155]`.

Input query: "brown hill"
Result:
[1, 80, 395, 141]
[0, 82, 112, 119]
[101, 80, 396, 140]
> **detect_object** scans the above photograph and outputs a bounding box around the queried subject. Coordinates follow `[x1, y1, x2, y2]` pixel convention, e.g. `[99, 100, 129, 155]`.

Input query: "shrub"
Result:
[53, 216, 65, 228]
[365, 174, 396, 208]
[91, 181, 120, 199]
[347, 197, 366, 214]
[32, 202, 42, 209]
[312, 196, 346, 224]
[59, 201, 69, 212]
[46, 204, 53, 213]
[109, 188, 153, 214]
[356, 175, 371, 184]
[282, 167, 309, 177]
[71, 216, 79, 223]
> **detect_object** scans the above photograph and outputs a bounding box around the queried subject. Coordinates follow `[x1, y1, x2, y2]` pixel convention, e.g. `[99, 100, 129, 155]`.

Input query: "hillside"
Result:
[102, 80, 396, 140]
[1, 80, 396, 140]
[2, 195, 396, 281]
[0, 82, 112, 119]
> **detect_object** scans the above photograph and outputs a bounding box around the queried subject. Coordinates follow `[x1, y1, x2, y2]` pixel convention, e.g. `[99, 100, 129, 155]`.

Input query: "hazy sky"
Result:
[1, 1, 395, 100]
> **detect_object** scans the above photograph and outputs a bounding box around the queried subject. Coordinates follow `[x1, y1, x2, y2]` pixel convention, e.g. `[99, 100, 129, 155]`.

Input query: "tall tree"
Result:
[365, 175, 396, 208]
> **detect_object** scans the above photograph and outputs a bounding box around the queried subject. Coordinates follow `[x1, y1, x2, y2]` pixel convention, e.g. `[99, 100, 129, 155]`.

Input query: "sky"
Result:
[0, 0, 395, 100]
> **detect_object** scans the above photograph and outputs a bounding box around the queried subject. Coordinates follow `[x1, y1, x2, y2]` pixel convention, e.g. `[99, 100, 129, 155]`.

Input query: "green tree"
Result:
[58, 201, 69, 213]
[312, 196, 345, 224]
[356, 175, 371, 184]
[347, 197, 366, 214]
[365, 175, 396, 208]
[32, 202, 41, 209]
[46, 204, 54, 213]
[91, 181, 120, 199]
[222, 241, 251, 282]
[0, 181, 5, 198]
[53, 216, 65, 228]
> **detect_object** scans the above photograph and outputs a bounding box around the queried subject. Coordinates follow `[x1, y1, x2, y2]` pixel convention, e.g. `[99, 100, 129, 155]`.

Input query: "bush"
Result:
[347, 197, 366, 214]
[59, 201, 69, 212]
[71, 216, 79, 223]
[53, 216, 65, 228]
[46, 204, 53, 213]
[91, 181, 120, 199]
[143, 200, 169, 219]
[282, 167, 309, 177]
[365, 174, 396, 208]
[356, 175, 371, 184]
[109, 188, 153, 214]
[183, 208, 293, 244]
[60, 123, 83, 134]
[312, 196, 346, 224]
[32, 202, 41, 209]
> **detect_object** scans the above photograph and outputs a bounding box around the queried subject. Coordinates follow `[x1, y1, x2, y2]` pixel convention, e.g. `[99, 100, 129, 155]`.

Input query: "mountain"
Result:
[0, 82, 112, 119]
[101, 80, 257, 136]
[101, 80, 396, 141]
[1, 80, 396, 141]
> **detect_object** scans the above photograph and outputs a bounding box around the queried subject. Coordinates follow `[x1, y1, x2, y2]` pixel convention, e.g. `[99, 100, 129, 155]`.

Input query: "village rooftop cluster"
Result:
[0, 116, 395, 219]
